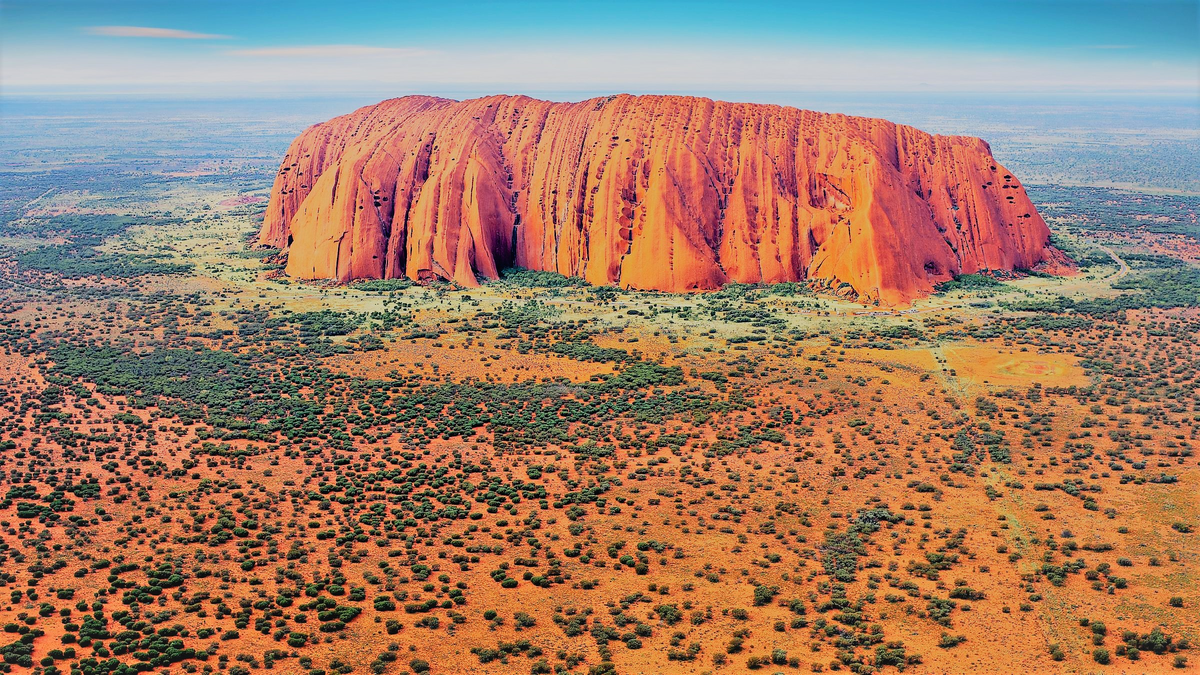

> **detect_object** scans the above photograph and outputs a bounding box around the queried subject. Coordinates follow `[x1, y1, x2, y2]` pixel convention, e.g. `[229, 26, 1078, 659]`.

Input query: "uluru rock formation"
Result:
[259, 94, 1070, 304]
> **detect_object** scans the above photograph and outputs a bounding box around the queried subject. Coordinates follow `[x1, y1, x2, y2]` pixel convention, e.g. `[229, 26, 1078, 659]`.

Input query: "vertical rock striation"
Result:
[259, 94, 1069, 304]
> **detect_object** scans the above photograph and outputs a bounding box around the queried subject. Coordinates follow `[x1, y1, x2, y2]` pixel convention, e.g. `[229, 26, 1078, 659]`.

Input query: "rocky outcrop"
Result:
[259, 94, 1068, 304]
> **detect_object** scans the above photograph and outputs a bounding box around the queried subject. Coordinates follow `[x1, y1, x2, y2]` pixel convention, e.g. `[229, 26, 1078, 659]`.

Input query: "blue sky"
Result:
[2, 0, 1197, 96]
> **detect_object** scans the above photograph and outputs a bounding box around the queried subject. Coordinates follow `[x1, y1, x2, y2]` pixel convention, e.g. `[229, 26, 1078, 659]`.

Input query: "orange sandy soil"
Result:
[1104, 232, 1200, 265]
[0, 262, 1196, 675]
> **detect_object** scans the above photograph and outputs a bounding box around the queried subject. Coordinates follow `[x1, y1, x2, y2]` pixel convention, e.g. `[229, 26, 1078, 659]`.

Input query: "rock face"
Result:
[259, 94, 1069, 304]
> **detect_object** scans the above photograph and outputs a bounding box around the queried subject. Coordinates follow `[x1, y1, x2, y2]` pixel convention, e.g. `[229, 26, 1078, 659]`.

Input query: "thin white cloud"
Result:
[87, 26, 230, 40]
[228, 45, 434, 58]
